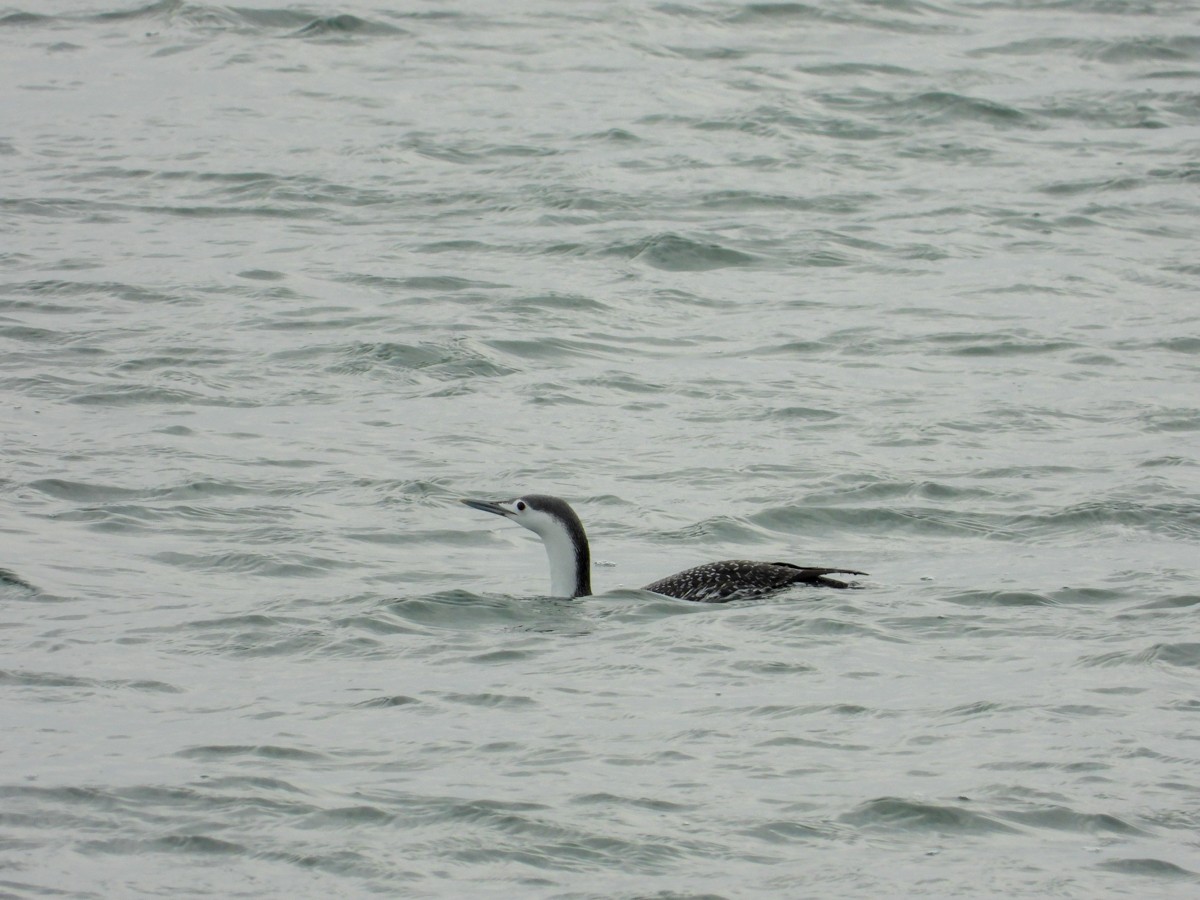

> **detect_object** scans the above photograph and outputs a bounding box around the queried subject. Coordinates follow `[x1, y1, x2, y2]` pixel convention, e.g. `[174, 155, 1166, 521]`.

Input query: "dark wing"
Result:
[643, 560, 867, 603]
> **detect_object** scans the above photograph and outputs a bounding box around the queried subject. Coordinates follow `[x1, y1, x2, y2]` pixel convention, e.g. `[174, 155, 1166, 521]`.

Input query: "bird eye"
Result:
[516, 500, 526, 511]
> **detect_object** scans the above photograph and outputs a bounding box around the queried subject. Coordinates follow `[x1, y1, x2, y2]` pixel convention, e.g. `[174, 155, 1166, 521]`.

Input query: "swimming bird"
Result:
[461, 494, 866, 603]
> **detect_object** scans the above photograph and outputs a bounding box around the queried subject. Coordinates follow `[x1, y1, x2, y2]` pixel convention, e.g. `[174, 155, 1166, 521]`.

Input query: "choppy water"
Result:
[3, 0, 1199, 896]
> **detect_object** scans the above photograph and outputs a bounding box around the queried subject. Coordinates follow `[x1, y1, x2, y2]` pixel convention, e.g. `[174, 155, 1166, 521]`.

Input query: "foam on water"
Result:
[2, 0, 1199, 896]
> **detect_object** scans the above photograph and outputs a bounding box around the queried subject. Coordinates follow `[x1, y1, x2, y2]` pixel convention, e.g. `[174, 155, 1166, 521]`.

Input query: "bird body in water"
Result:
[461, 494, 866, 603]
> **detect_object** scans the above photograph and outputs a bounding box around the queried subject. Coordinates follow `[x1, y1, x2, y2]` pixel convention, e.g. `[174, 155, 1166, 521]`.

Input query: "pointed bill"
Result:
[461, 498, 513, 517]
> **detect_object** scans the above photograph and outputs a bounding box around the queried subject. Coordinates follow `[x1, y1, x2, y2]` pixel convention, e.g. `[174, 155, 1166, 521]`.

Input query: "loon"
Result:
[461, 494, 866, 603]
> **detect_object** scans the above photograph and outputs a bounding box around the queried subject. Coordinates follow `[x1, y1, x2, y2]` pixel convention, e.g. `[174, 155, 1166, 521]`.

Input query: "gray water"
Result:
[2, 0, 1199, 896]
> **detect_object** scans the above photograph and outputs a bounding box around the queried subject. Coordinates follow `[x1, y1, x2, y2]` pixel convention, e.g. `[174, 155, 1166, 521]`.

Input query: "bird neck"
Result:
[541, 523, 591, 599]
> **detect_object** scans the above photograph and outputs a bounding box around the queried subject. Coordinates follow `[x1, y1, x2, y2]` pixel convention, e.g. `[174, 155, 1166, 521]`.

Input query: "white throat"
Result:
[539, 524, 581, 598]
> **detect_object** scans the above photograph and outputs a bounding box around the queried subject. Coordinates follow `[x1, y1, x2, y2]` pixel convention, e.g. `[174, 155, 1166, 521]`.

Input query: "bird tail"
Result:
[772, 564, 868, 589]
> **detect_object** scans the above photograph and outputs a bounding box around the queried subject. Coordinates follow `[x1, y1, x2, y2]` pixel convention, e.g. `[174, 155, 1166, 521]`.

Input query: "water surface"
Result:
[2, 1, 1198, 896]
